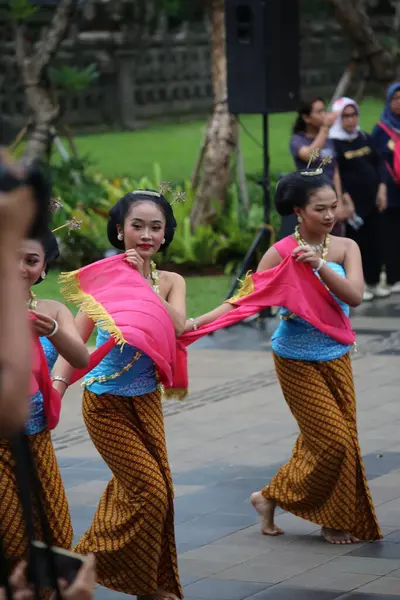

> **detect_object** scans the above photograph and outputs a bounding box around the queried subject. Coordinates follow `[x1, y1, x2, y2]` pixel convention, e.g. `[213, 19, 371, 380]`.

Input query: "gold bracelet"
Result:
[52, 376, 69, 387]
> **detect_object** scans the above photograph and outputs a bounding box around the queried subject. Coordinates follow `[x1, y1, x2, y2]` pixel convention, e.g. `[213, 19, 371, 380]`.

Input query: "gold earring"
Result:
[297, 215, 303, 224]
[117, 232, 123, 241]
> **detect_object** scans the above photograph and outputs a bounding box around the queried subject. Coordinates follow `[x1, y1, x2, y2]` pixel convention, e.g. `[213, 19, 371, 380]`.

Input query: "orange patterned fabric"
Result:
[263, 352, 382, 541]
[0, 429, 73, 564]
[75, 389, 182, 598]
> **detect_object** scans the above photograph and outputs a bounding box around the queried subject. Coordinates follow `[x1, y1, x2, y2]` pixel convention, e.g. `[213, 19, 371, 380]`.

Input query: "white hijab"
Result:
[329, 97, 360, 141]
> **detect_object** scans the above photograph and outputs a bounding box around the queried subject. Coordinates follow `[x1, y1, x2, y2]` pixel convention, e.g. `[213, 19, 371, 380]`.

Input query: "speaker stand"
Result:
[223, 113, 273, 330]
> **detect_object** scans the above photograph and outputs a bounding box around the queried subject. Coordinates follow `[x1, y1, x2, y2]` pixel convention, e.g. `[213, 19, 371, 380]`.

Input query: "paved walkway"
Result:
[54, 296, 400, 600]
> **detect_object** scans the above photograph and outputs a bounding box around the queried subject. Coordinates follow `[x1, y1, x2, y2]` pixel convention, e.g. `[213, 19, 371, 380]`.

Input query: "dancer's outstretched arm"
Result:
[184, 301, 234, 333]
[52, 311, 95, 398]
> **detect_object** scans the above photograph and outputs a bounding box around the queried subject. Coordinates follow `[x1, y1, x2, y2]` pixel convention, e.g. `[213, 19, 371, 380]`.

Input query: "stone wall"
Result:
[0, 10, 393, 134]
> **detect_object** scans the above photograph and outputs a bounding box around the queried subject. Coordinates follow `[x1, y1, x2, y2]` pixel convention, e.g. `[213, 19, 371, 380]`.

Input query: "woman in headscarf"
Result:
[52, 190, 186, 600]
[330, 97, 389, 301]
[371, 82, 400, 293]
[0, 229, 89, 566]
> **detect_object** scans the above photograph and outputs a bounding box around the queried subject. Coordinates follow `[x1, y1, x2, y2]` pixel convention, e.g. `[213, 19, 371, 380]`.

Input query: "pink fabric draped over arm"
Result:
[60, 255, 181, 389]
[181, 236, 355, 347]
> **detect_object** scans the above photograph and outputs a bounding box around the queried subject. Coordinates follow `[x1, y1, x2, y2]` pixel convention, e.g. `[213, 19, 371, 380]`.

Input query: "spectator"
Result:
[289, 97, 354, 235]
[330, 97, 389, 301]
[371, 82, 400, 293]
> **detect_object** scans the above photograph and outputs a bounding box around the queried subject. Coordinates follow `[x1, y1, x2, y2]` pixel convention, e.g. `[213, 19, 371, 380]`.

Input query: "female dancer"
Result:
[52, 190, 186, 600]
[371, 82, 400, 293]
[185, 171, 381, 545]
[0, 229, 89, 563]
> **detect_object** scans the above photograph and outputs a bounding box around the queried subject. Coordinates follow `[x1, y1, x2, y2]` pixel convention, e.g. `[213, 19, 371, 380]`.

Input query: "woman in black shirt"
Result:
[330, 97, 389, 301]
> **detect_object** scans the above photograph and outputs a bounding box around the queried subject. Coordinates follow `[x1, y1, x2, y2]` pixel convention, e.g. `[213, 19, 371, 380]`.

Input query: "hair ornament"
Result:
[52, 215, 83, 235]
[301, 152, 332, 177]
[306, 148, 320, 169]
[129, 183, 186, 206]
[157, 181, 186, 205]
[50, 197, 63, 213]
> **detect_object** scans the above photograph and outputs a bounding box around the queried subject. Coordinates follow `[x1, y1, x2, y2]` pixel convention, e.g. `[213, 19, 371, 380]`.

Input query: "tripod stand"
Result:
[225, 113, 274, 326]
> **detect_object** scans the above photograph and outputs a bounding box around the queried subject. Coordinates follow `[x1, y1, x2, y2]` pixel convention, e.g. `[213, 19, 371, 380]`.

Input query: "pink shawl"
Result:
[181, 236, 355, 346]
[60, 255, 182, 390]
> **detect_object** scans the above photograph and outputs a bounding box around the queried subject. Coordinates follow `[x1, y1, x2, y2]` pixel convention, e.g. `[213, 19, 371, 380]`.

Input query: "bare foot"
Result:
[250, 491, 284, 536]
[322, 527, 361, 544]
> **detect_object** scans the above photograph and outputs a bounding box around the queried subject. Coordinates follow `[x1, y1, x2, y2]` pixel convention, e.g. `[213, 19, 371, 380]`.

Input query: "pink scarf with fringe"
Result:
[60, 255, 183, 391]
[181, 236, 355, 346]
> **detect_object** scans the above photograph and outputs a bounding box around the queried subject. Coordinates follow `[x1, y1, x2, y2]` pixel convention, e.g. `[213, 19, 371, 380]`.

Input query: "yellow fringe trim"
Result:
[226, 271, 255, 304]
[59, 270, 127, 348]
[163, 388, 188, 401]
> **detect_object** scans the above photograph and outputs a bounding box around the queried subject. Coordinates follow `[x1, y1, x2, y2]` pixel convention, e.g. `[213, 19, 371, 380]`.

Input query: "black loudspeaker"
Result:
[225, 0, 300, 115]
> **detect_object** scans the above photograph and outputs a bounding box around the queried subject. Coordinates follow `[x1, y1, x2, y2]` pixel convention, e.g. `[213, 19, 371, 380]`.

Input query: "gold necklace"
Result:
[294, 225, 329, 261]
[149, 261, 160, 294]
[27, 291, 38, 310]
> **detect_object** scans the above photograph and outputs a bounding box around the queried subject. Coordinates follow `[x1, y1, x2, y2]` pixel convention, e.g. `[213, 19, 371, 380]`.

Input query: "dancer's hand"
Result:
[30, 310, 58, 337]
[124, 249, 144, 276]
[292, 245, 321, 270]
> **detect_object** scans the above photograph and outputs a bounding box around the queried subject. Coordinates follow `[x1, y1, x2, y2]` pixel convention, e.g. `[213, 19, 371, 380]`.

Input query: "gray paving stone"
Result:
[211, 550, 333, 585]
[355, 577, 400, 595]
[348, 543, 400, 560]
[180, 543, 272, 564]
[183, 578, 270, 600]
[66, 480, 107, 506]
[178, 558, 235, 578]
[245, 587, 343, 600]
[280, 569, 378, 591]
[329, 556, 400, 575]
[387, 569, 400, 578]
[384, 531, 400, 544]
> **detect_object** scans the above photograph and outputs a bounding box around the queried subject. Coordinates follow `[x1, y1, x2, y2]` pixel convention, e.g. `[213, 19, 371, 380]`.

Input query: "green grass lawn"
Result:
[68, 98, 384, 180]
[40, 271, 231, 320]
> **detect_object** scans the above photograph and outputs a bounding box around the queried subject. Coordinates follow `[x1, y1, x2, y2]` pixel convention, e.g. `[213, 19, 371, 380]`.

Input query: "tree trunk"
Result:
[191, 0, 238, 229]
[328, 0, 398, 83]
[14, 0, 76, 164]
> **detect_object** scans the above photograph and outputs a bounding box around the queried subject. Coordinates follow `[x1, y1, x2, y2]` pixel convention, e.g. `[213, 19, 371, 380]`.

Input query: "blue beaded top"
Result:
[25, 337, 58, 435]
[83, 328, 157, 397]
[272, 262, 352, 362]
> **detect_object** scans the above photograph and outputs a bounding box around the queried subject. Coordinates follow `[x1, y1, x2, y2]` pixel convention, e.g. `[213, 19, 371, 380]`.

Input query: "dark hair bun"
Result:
[275, 171, 334, 217]
[107, 190, 177, 251]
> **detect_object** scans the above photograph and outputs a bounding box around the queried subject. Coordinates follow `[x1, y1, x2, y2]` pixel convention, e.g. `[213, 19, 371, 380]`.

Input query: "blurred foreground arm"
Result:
[0, 183, 36, 435]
